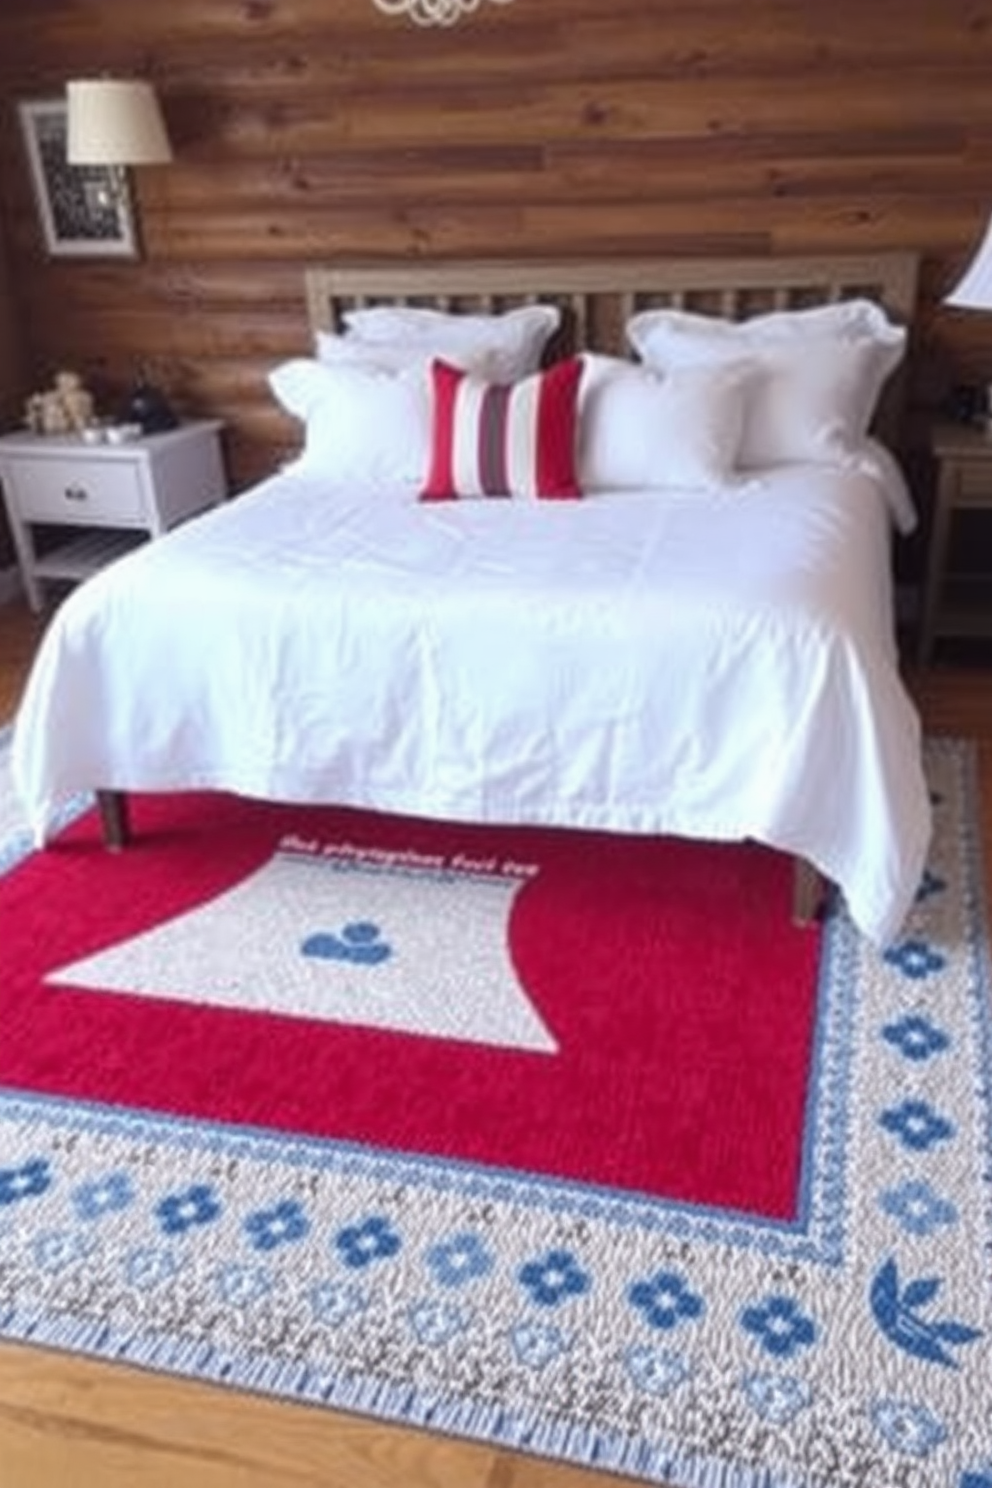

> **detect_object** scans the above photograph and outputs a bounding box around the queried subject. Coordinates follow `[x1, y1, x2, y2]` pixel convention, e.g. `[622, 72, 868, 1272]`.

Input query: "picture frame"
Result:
[18, 98, 137, 259]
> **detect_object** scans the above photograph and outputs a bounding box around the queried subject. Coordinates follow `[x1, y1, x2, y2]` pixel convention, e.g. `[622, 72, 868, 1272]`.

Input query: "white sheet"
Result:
[12, 448, 931, 947]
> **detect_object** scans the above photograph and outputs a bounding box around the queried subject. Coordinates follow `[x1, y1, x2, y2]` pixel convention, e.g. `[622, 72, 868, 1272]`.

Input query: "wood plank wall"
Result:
[0, 0, 990, 512]
[0, 219, 22, 564]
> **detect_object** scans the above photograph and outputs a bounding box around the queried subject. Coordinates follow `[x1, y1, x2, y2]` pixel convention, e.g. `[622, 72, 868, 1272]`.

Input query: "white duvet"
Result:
[12, 448, 931, 946]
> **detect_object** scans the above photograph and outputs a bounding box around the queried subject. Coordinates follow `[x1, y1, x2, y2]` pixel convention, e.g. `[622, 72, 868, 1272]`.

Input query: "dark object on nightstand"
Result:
[945, 383, 987, 426]
[122, 379, 178, 434]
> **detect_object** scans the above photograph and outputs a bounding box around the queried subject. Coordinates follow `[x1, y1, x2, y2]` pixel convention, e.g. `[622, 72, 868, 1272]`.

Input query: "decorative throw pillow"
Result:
[626, 299, 906, 468]
[421, 357, 583, 501]
[577, 354, 751, 491]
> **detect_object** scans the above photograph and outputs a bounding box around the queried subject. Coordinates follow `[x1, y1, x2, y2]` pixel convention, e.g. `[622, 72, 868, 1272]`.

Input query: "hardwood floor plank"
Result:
[0, 1340, 497, 1488]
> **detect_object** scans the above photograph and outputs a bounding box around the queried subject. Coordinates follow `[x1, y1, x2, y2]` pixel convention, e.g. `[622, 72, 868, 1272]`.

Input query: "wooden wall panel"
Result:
[0, 0, 991, 497]
[0, 217, 23, 564]
[0, 222, 22, 428]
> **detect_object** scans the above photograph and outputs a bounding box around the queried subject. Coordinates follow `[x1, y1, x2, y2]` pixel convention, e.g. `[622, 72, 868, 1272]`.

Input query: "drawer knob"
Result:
[64, 484, 88, 502]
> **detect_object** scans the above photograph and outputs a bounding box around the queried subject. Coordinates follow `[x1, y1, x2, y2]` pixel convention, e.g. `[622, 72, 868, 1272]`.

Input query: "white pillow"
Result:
[626, 300, 906, 468]
[314, 330, 522, 383]
[268, 357, 429, 488]
[577, 354, 751, 491]
[330, 303, 561, 383]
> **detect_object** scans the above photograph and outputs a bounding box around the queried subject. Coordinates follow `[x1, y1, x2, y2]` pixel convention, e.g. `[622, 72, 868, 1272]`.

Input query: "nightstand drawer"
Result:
[6, 455, 146, 526]
[952, 461, 992, 506]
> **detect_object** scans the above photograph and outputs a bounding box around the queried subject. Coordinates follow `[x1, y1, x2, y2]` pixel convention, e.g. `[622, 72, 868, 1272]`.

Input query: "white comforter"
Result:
[12, 449, 930, 946]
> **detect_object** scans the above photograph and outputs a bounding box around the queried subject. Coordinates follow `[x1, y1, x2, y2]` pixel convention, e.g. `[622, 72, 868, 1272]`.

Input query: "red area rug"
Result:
[2, 741, 991, 1488]
[0, 789, 820, 1217]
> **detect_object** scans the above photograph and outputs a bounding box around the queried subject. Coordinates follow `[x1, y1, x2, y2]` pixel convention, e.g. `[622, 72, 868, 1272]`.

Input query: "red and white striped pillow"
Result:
[421, 357, 583, 501]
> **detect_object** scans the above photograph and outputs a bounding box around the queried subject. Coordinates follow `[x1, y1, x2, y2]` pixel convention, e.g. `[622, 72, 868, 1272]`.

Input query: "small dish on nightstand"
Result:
[105, 423, 143, 445]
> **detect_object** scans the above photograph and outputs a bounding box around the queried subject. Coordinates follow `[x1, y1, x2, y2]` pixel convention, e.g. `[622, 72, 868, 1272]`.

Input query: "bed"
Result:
[10, 252, 931, 947]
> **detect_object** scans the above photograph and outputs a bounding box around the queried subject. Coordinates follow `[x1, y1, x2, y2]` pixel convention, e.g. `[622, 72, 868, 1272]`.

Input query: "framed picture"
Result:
[18, 98, 137, 259]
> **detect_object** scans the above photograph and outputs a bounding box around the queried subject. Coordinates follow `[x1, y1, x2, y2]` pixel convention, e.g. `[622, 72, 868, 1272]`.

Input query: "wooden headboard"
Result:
[305, 251, 919, 444]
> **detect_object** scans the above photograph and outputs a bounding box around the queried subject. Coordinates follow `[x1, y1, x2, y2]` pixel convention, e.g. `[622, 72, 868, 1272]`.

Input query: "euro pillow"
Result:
[268, 357, 430, 488]
[313, 330, 511, 381]
[422, 357, 583, 501]
[577, 354, 750, 491]
[332, 303, 561, 383]
[626, 299, 906, 468]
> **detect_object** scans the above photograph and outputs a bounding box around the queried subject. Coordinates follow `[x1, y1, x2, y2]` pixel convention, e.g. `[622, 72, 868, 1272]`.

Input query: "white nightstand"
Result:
[0, 420, 226, 612]
[918, 420, 992, 664]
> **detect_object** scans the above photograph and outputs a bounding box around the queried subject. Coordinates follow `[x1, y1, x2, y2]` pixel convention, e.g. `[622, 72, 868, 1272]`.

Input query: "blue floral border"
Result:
[953, 741, 992, 1252]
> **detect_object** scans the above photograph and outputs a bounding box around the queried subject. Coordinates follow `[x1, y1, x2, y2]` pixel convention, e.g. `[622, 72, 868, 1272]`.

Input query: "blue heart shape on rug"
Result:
[301, 921, 392, 966]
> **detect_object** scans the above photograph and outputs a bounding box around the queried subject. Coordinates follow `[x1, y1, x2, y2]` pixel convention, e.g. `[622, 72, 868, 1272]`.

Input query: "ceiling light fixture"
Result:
[372, 0, 514, 25]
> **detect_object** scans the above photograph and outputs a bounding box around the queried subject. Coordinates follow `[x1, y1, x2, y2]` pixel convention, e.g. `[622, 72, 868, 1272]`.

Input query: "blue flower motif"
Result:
[742, 1372, 812, 1425]
[628, 1269, 704, 1331]
[883, 939, 948, 980]
[244, 1199, 309, 1252]
[334, 1215, 401, 1269]
[961, 1468, 992, 1488]
[871, 1398, 948, 1457]
[881, 1014, 951, 1063]
[156, 1183, 222, 1237]
[915, 869, 947, 904]
[624, 1343, 690, 1397]
[880, 1179, 958, 1238]
[0, 1158, 52, 1206]
[425, 1231, 494, 1288]
[510, 1319, 567, 1370]
[309, 1278, 368, 1326]
[124, 1246, 178, 1291]
[407, 1298, 468, 1347]
[216, 1262, 272, 1306]
[879, 1099, 955, 1153]
[740, 1295, 817, 1359]
[518, 1249, 591, 1308]
[72, 1171, 134, 1223]
[32, 1229, 91, 1274]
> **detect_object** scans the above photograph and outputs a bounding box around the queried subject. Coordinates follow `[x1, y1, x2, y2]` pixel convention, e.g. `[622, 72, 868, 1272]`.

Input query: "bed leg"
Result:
[97, 790, 131, 852]
[792, 857, 826, 928]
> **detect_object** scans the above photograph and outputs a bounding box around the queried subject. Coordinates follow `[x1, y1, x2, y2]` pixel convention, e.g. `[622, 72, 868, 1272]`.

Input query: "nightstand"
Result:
[917, 420, 992, 664]
[0, 420, 225, 612]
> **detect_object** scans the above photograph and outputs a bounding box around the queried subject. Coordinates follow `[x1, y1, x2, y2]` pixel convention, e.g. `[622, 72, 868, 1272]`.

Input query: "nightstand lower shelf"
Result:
[929, 576, 992, 645]
[32, 529, 148, 584]
[920, 422, 992, 663]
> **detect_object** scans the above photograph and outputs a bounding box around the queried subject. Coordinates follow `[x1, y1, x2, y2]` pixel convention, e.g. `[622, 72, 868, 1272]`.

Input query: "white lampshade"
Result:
[66, 79, 172, 166]
[945, 213, 992, 311]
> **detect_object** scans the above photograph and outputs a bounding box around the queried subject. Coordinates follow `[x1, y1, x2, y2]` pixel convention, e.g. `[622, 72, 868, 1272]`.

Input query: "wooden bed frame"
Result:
[97, 249, 921, 927]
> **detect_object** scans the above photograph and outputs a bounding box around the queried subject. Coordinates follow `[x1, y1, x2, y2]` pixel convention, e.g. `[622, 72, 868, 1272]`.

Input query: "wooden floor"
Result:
[1, 595, 991, 1488]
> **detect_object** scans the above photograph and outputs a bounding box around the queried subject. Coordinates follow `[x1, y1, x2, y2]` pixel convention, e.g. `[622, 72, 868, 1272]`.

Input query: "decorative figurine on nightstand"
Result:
[23, 369, 96, 435]
[54, 370, 95, 432]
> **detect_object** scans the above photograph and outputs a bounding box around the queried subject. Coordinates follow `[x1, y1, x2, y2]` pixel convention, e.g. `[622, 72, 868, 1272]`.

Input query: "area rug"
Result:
[0, 734, 990, 1488]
